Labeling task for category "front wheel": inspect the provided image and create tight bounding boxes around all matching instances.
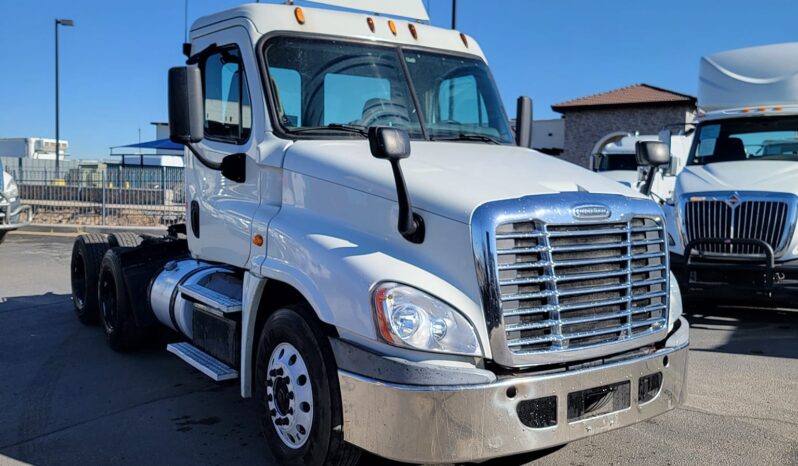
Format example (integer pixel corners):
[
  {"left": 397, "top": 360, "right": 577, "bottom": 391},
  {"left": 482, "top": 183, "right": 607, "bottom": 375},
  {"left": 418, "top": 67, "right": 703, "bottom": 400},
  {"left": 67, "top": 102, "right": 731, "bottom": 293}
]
[{"left": 255, "top": 306, "right": 360, "bottom": 466}]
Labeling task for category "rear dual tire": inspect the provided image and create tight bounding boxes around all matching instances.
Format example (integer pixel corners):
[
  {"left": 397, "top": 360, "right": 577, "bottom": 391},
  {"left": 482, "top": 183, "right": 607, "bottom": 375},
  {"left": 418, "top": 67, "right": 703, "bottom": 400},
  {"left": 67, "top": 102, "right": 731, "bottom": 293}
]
[{"left": 70, "top": 232, "right": 143, "bottom": 325}]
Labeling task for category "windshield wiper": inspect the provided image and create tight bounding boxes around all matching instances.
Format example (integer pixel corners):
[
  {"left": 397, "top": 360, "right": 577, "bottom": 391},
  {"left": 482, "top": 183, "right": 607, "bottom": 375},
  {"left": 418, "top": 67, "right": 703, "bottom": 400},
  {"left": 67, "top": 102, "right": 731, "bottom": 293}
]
[
  {"left": 286, "top": 123, "right": 369, "bottom": 137},
  {"left": 430, "top": 133, "right": 502, "bottom": 145}
]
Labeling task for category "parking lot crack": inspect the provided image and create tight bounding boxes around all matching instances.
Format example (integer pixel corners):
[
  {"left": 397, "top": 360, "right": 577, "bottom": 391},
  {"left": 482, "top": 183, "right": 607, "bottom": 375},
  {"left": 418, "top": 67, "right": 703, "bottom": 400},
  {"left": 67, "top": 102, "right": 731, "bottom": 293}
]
[{"left": 679, "top": 405, "right": 798, "bottom": 429}]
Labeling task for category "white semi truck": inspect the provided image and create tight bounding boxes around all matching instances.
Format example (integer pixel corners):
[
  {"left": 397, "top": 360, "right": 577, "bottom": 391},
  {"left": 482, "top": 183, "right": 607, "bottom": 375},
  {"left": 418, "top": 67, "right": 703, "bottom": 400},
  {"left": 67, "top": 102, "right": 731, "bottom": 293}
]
[
  {"left": 69, "top": 2, "right": 688, "bottom": 464},
  {"left": 0, "top": 159, "right": 31, "bottom": 243},
  {"left": 666, "top": 42, "right": 798, "bottom": 306}
]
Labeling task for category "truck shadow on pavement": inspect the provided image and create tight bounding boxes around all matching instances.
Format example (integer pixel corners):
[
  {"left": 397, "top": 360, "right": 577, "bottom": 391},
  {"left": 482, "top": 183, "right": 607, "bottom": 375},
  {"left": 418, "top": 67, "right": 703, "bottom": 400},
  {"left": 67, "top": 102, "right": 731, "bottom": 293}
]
[{"left": 683, "top": 303, "right": 797, "bottom": 359}]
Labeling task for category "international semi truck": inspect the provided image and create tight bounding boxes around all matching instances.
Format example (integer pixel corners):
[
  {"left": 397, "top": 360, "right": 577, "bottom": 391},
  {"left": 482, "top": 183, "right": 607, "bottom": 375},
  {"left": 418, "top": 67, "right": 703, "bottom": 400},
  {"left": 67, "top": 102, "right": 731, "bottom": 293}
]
[
  {"left": 69, "top": 2, "right": 688, "bottom": 464},
  {"left": 665, "top": 42, "right": 798, "bottom": 306}
]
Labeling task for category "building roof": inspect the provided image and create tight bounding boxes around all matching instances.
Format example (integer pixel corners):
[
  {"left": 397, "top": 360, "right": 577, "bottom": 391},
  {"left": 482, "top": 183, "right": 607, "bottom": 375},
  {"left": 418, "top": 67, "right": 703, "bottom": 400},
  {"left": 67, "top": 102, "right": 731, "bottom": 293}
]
[{"left": 552, "top": 84, "right": 696, "bottom": 112}]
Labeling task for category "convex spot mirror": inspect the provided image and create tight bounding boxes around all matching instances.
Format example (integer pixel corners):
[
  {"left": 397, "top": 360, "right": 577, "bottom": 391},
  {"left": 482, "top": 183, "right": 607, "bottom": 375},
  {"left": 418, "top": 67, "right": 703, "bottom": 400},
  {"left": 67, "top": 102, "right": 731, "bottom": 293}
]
[
  {"left": 369, "top": 127, "right": 410, "bottom": 161},
  {"left": 635, "top": 141, "right": 671, "bottom": 167}
]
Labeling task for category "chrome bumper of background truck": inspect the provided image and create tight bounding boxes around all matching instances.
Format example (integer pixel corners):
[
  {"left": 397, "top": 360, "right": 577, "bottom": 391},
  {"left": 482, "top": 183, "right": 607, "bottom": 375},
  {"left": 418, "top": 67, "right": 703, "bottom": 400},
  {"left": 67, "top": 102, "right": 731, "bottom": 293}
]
[
  {"left": 0, "top": 195, "right": 32, "bottom": 231},
  {"left": 338, "top": 317, "right": 688, "bottom": 464}
]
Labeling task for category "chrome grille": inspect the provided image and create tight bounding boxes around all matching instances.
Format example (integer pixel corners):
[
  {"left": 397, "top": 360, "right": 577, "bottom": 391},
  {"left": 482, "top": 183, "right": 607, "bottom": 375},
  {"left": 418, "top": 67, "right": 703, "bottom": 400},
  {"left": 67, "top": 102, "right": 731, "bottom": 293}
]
[
  {"left": 683, "top": 196, "right": 791, "bottom": 255},
  {"left": 495, "top": 217, "right": 668, "bottom": 356}
]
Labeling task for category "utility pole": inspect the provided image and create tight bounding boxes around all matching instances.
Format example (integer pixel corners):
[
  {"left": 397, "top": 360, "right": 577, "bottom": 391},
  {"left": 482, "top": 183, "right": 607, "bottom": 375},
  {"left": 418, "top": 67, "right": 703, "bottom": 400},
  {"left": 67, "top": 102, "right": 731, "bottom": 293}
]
[{"left": 55, "top": 18, "right": 74, "bottom": 178}]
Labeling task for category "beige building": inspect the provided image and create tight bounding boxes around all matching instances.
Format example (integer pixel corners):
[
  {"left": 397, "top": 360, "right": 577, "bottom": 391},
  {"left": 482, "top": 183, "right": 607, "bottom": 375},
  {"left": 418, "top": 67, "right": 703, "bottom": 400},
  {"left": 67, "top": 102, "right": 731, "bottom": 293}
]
[{"left": 552, "top": 84, "right": 696, "bottom": 167}]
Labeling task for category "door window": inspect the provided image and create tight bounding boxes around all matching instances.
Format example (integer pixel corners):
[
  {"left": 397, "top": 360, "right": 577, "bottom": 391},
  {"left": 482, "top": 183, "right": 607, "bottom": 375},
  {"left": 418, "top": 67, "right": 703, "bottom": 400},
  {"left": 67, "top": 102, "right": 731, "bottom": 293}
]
[{"left": 201, "top": 46, "right": 252, "bottom": 143}]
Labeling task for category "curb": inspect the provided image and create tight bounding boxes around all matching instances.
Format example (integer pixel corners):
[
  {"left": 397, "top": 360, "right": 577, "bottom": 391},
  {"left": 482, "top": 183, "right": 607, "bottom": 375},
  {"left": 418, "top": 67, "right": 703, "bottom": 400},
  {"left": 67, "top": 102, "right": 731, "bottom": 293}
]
[{"left": 18, "top": 223, "right": 167, "bottom": 237}]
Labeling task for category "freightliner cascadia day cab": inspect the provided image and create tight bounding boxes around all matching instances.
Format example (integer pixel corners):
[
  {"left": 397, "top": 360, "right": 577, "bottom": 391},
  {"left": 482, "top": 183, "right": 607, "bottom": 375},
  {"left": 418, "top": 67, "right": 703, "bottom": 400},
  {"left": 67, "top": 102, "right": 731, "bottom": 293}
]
[
  {"left": 69, "top": 2, "right": 688, "bottom": 464},
  {"left": 666, "top": 42, "right": 798, "bottom": 306}
]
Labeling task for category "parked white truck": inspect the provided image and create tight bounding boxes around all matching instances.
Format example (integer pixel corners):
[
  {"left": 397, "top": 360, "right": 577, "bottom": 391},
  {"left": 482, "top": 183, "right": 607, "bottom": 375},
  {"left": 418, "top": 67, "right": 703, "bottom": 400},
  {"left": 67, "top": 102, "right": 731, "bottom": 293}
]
[
  {"left": 0, "top": 159, "right": 31, "bottom": 243},
  {"left": 666, "top": 42, "right": 798, "bottom": 306},
  {"left": 69, "top": 2, "right": 688, "bottom": 464}
]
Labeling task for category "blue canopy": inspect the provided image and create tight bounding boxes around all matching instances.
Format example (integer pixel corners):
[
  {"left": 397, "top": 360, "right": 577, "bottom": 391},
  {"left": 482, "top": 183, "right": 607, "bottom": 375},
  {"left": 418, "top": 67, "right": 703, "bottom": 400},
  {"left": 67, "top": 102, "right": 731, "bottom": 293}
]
[{"left": 111, "top": 138, "right": 183, "bottom": 151}]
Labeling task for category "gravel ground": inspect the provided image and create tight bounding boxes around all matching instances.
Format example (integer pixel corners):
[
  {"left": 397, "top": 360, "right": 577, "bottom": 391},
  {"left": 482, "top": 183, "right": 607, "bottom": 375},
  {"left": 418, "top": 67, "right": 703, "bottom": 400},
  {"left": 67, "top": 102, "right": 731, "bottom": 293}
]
[{"left": 0, "top": 233, "right": 796, "bottom": 466}]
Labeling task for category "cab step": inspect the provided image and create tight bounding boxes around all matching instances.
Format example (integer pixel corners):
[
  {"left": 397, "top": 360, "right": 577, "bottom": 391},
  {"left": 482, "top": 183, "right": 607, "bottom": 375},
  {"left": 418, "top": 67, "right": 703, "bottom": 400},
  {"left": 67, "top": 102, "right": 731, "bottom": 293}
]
[
  {"left": 179, "top": 282, "right": 242, "bottom": 313},
  {"left": 166, "top": 342, "right": 239, "bottom": 381}
]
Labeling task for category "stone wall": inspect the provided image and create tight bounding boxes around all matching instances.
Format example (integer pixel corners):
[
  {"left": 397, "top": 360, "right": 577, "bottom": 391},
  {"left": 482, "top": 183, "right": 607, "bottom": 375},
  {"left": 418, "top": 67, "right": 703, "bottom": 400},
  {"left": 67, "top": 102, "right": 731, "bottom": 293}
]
[{"left": 558, "top": 105, "right": 694, "bottom": 167}]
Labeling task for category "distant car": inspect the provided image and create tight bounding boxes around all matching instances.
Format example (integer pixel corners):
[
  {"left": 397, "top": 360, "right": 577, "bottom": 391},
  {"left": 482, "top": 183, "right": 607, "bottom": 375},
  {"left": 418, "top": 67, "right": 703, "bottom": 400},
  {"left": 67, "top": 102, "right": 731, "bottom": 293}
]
[{"left": 0, "top": 163, "right": 31, "bottom": 243}]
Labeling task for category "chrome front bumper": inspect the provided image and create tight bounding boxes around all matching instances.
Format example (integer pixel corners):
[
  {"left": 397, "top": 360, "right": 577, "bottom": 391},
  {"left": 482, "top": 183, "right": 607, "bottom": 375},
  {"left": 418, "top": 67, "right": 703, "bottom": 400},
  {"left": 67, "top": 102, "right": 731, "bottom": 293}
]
[
  {"left": 338, "top": 318, "right": 689, "bottom": 464},
  {"left": 0, "top": 195, "right": 32, "bottom": 231}
]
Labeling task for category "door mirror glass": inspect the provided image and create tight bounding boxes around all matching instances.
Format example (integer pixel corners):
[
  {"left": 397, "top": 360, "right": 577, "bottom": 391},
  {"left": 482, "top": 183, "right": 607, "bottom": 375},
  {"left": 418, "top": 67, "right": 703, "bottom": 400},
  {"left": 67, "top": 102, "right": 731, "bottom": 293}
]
[
  {"left": 168, "top": 66, "right": 204, "bottom": 145},
  {"left": 369, "top": 127, "right": 410, "bottom": 161},
  {"left": 636, "top": 141, "right": 671, "bottom": 167}
]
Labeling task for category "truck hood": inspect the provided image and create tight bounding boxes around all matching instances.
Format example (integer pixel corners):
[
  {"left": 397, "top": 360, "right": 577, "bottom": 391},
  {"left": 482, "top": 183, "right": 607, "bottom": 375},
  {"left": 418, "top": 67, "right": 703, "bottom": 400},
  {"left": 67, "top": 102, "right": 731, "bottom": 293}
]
[
  {"left": 677, "top": 161, "right": 798, "bottom": 195},
  {"left": 283, "top": 140, "right": 645, "bottom": 224}
]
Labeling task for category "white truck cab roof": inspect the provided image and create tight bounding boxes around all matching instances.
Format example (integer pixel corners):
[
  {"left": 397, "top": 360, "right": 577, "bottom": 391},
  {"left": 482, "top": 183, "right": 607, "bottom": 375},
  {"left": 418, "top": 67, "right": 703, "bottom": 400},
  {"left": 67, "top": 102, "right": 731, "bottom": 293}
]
[{"left": 190, "top": 3, "right": 484, "bottom": 60}]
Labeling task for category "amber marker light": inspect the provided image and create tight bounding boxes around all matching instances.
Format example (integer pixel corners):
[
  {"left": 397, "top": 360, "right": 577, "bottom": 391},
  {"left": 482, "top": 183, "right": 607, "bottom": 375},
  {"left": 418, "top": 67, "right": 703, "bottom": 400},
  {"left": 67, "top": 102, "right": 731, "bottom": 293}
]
[
  {"left": 460, "top": 32, "right": 468, "bottom": 47},
  {"left": 388, "top": 20, "right": 397, "bottom": 35},
  {"left": 367, "top": 17, "right": 375, "bottom": 32},
  {"left": 294, "top": 7, "right": 305, "bottom": 25},
  {"left": 253, "top": 234, "right": 264, "bottom": 247},
  {"left": 408, "top": 23, "right": 418, "bottom": 39}
]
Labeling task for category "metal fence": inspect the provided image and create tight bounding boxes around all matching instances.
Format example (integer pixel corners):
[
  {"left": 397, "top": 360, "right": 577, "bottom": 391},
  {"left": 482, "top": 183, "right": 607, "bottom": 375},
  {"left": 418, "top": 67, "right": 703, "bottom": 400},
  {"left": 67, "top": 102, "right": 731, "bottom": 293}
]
[{"left": 7, "top": 162, "right": 186, "bottom": 227}]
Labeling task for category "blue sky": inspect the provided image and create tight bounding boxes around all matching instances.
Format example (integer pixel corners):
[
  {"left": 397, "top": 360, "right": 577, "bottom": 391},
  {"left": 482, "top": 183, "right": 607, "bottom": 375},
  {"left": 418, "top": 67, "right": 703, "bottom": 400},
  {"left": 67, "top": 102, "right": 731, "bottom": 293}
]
[{"left": 1, "top": 0, "right": 796, "bottom": 159}]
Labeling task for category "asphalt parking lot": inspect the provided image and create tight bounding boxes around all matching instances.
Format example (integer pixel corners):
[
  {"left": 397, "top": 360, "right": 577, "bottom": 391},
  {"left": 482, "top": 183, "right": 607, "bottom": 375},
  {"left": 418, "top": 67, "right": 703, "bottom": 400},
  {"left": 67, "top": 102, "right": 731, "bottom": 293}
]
[{"left": 1, "top": 233, "right": 796, "bottom": 466}]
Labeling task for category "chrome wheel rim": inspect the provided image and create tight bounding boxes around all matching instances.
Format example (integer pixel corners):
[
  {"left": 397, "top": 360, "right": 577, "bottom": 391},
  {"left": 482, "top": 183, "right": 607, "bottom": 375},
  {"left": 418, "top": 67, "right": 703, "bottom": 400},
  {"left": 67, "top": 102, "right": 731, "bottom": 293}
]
[{"left": 266, "top": 342, "right": 313, "bottom": 449}]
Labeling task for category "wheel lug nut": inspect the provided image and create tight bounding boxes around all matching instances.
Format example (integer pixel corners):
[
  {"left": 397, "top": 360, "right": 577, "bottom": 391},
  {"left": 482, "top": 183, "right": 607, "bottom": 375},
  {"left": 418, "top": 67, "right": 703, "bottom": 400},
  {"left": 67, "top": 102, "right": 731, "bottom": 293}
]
[
  {"left": 269, "top": 369, "right": 276, "bottom": 377},
  {"left": 266, "top": 379, "right": 273, "bottom": 387},
  {"left": 267, "top": 394, "right": 273, "bottom": 402},
  {"left": 288, "top": 408, "right": 294, "bottom": 415},
  {"left": 275, "top": 368, "right": 283, "bottom": 376},
  {"left": 270, "top": 409, "right": 276, "bottom": 417},
  {"left": 287, "top": 392, "right": 294, "bottom": 400}
]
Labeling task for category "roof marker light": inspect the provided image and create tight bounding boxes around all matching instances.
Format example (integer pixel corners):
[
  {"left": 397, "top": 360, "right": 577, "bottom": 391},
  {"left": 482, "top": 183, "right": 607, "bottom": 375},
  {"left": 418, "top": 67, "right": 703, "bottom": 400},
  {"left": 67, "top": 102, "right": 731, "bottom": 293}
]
[
  {"left": 757, "top": 107, "right": 767, "bottom": 112},
  {"left": 408, "top": 23, "right": 418, "bottom": 39},
  {"left": 367, "top": 17, "right": 375, "bottom": 32},
  {"left": 388, "top": 20, "right": 397, "bottom": 35},
  {"left": 774, "top": 106, "right": 784, "bottom": 111},
  {"left": 294, "top": 7, "right": 305, "bottom": 25},
  {"left": 459, "top": 32, "right": 468, "bottom": 47},
  {"left": 741, "top": 108, "right": 751, "bottom": 113}
]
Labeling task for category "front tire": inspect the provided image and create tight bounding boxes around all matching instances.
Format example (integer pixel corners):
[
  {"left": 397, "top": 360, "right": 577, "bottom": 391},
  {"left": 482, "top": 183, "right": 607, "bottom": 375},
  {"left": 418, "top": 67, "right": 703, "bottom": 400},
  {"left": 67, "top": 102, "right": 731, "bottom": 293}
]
[{"left": 255, "top": 306, "right": 360, "bottom": 466}]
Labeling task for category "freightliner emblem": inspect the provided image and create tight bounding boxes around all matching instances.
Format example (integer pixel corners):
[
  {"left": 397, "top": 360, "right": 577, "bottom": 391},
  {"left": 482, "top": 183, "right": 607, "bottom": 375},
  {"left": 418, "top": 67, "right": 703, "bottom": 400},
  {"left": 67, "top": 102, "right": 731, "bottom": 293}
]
[{"left": 572, "top": 204, "right": 611, "bottom": 220}]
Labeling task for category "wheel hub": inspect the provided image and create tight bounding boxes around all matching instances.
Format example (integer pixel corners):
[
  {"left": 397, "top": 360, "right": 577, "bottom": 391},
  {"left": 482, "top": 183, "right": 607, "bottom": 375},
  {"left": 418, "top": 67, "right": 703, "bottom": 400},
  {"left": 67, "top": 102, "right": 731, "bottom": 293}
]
[{"left": 266, "top": 342, "right": 313, "bottom": 449}]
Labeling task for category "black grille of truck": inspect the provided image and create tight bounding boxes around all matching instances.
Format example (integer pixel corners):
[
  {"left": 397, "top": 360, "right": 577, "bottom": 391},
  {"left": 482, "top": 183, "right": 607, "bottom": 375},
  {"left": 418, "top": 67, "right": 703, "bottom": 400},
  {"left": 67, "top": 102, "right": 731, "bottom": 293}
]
[
  {"left": 683, "top": 199, "right": 790, "bottom": 255},
  {"left": 495, "top": 218, "right": 668, "bottom": 356}
]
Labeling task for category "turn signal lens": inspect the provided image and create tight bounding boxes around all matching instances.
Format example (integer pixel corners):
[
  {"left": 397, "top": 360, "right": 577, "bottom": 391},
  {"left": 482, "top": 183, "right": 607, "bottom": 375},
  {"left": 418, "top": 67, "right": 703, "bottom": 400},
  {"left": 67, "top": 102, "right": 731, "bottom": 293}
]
[
  {"left": 252, "top": 234, "right": 264, "bottom": 247},
  {"left": 388, "top": 20, "right": 397, "bottom": 35}
]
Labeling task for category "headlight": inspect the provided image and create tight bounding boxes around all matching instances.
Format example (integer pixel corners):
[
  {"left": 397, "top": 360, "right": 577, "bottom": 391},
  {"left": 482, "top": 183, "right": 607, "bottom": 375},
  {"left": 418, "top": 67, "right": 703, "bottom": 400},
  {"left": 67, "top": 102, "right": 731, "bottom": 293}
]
[
  {"left": 5, "top": 178, "right": 18, "bottom": 201},
  {"left": 372, "top": 282, "right": 482, "bottom": 357},
  {"left": 668, "top": 271, "right": 683, "bottom": 332}
]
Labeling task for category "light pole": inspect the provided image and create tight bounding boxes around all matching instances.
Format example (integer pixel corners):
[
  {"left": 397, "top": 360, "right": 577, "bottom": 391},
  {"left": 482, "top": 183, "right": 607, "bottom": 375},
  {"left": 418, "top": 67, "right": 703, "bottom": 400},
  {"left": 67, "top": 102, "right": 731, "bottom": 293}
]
[
  {"left": 55, "top": 18, "right": 74, "bottom": 178},
  {"left": 451, "top": 0, "right": 457, "bottom": 29}
]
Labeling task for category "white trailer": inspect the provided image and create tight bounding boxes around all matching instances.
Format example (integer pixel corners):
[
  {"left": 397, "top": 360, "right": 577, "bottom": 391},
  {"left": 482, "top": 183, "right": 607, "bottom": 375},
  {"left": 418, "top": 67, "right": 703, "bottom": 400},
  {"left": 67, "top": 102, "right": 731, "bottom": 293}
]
[
  {"left": 665, "top": 42, "right": 798, "bottom": 306},
  {"left": 68, "top": 2, "right": 688, "bottom": 464},
  {"left": 0, "top": 137, "right": 68, "bottom": 160}
]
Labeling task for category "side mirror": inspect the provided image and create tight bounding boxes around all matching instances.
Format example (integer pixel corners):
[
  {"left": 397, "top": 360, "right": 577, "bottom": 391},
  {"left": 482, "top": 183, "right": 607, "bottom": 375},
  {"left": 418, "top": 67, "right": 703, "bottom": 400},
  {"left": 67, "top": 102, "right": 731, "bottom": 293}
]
[
  {"left": 368, "top": 127, "right": 424, "bottom": 243},
  {"left": 515, "top": 96, "right": 533, "bottom": 148},
  {"left": 168, "top": 66, "right": 204, "bottom": 145},
  {"left": 369, "top": 127, "right": 410, "bottom": 161},
  {"left": 635, "top": 141, "right": 671, "bottom": 167},
  {"left": 635, "top": 141, "right": 671, "bottom": 198}
]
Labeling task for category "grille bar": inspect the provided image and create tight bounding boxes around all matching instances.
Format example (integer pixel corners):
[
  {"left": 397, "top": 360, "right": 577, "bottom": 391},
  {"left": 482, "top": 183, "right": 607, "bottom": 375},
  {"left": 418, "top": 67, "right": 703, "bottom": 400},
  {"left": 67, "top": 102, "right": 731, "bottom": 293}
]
[{"left": 496, "top": 217, "right": 668, "bottom": 357}]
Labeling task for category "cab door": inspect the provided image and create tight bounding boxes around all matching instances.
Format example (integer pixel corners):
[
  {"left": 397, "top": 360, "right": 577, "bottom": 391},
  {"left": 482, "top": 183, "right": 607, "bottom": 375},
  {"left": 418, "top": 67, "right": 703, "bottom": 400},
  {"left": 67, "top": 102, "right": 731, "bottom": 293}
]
[{"left": 186, "top": 27, "right": 263, "bottom": 267}]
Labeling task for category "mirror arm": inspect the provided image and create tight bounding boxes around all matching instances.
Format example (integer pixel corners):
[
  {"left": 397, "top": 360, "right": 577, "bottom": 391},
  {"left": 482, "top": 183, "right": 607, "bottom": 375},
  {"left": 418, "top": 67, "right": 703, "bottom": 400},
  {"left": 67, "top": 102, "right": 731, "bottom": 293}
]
[
  {"left": 185, "top": 142, "right": 222, "bottom": 171},
  {"left": 389, "top": 159, "right": 424, "bottom": 244},
  {"left": 640, "top": 166, "right": 657, "bottom": 196}
]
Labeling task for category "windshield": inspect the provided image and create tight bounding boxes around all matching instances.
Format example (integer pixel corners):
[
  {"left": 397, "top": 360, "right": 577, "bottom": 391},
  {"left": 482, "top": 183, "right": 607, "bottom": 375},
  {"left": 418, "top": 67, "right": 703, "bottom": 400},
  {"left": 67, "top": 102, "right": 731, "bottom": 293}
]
[
  {"left": 598, "top": 153, "right": 638, "bottom": 171},
  {"left": 689, "top": 116, "right": 798, "bottom": 165},
  {"left": 262, "top": 36, "right": 513, "bottom": 144}
]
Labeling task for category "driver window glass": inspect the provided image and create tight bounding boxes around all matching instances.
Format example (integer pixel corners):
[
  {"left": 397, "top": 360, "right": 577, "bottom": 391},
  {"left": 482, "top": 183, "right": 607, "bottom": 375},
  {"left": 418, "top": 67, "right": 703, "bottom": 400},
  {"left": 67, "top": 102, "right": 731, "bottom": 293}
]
[
  {"left": 323, "top": 74, "right": 391, "bottom": 125},
  {"left": 201, "top": 46, "right": 252, "bottom": 143}
]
